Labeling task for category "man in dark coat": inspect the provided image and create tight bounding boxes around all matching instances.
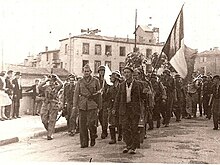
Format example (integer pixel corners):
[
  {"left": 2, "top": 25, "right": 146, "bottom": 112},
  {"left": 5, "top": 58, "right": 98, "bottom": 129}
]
[
  {"left": 113, "top": 66, "right": 143, "bottom": 154},
  {"left": 12, "top": 72, "right": 22, "bottom": 119},
  {"left": 5, "top": 70, "right": 14, "bottom": 118}
]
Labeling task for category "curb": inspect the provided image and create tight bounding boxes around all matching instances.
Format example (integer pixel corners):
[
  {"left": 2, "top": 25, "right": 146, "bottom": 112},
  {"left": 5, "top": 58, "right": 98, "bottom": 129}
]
[{"left": 0, "top": 125, "right": 67, "bottom": 147}]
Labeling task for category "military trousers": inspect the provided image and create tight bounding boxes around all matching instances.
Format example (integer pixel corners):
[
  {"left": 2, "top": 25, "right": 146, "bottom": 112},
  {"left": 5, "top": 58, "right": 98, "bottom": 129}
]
[
  {"left": 98, "top": 102, "right": 108, "bottom": 132},
  {"left": 122, "top": 103, "right": 140, "bottom": 150},
  {"left": 66, "top": 103, "right": 78, "bottom": 133},
  {"left": 40, "top": 101, "right": 59, "bottom": 137},
  {"left": 12, "top": 98, "right": 20, "bottom": 118},
  {"left": 203, "top": 95, "right": 211, "bottom": 118},
  {"left": 186, "top": 93, "right": 198, "bottom": 117},
  {"left": 162, "top": 92, "right": 174, "bottom": 125},
  {"left": 79, "top": 109, "right": 98, "bottom": 147},
  {"left": 212, "top": 98, "right": 220, "bottom": 129}
]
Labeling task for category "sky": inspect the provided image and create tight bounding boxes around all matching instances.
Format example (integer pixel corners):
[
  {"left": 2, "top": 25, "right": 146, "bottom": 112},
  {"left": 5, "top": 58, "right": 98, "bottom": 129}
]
[{"left": 0, "top": 0, "right": 220, "bottom": 64}]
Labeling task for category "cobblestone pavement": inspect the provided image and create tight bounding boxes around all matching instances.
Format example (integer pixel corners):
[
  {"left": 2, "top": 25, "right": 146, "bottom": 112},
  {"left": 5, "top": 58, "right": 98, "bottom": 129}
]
[{"left": 1, "top": 116, "right": 220, "bottom": 163}]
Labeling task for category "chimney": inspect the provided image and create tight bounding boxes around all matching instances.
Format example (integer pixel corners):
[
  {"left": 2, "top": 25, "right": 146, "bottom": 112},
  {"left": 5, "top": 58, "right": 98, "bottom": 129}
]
[
  {"left": 213, "top": 47, "right": 219, "bottom": 51},
  {"left": 127, "top": 35, "right": 129, "bottom": 42},
  {"left": 45, "top": 46, "right": 48, "bottom": 52}
]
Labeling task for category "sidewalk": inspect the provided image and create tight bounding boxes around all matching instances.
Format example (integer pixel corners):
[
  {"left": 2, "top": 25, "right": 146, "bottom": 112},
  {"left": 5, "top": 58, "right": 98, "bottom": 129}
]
[{"left": 0, "top": 114, "right": 67, "bottom": 146}]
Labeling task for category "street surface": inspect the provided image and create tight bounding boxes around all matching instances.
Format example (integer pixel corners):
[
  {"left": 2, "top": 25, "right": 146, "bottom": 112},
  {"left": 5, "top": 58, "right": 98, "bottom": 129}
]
[{"left": 1, "top": 116, "right": 220, "bottom": 163}]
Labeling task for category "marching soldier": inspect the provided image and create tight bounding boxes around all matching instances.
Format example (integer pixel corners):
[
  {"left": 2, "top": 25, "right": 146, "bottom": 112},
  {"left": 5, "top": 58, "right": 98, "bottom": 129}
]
[
  {"left": 63, "top": 74, "right": 77, "bottom": 136},
  {"left": 38, "top": 74, "right": 63, "bottom": 140},
  {"left": 97, "top": 65, "right": 110, "bottom": 139},
  {"left": 73, "top": 64, "right": 101, "bottom": 148},
  {"left": 209, "top": 75, "right": 220, "bottom": 130},
  {"left": 186, "top": 76, "right": 200, "bottom": 119},
  {"left": 133, "top": 68, "right": 154, "bottom": 147},
  {"left": 113, "top": 66, "right": 143, "bottom": 154},
  {"left": 173, "top": 74, "right": 185, "bottom": 122},
  {"left": 160, "top": 69, "right": 175, "bottom": 127},
  {"left": 150, "top": 73, "right": 167, "bottom": 129},
  {"left": 202, "top": 75, "right": 213, "bottom": 119},
  {"left": 107, "top": 71, "right": 122, "bottom": 144}
]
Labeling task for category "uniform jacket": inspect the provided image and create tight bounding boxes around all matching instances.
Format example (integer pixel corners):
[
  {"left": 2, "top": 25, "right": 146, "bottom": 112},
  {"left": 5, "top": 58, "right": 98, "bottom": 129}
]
[
  {"left": 63, "top": 82, "right": 75, "bottom": 104},
  {"left": 73, "top": 76, "right": 101, "bottom": 110},
  {"left": 12, "top": 78, "right": 22, "bottom": 100},
  {"left": 113, "top": 79, "right": 143, "bottom": 116}
]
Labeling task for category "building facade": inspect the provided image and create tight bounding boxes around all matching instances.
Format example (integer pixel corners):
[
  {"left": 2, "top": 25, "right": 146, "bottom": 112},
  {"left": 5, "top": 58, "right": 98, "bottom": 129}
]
[
  {"left": 194, "top": 47, "right": 220, "bottom": 75},
  {"left": 59, "top": 26, "right": 163, "bottom": 76}
]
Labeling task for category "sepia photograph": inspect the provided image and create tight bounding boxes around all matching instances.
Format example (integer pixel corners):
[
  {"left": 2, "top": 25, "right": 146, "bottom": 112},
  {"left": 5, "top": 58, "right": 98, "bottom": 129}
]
[{"left": 0, "top": 0, "right": 220, "bottom": 163}]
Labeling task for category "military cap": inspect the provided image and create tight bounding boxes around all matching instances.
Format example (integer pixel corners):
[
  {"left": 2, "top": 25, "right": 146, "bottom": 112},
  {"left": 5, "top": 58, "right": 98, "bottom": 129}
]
[
  {"left": 98, "top": 65, "right": 105, "bottom": 72},
  {"left": 68, "top": 74, "right": 75, "bottom": 79},
  {"left": 110, "top": 70, "right": 121, "bottom": 79},
  {"left": 83, "top": 64, "right": 92, "bottom": 71},
  {"left": 202, "top": 75, "right": 207, "bottom": 79},
  {"left": 213, "top": 75, "right": 220, "bottom": 80},
  {"left": 151, "top": 73, "right": 157, "bottom": 79},
  {"left": 123, "top": 66, "right": 134, "bottom": 72},
  {"left": 175, "top": 74, "right": 181, "bottom": 79},
  {"left": 133, "top": 68, "right": 141, "bottom": 74},
  {"left": 163, "top": 69, "right": 170, "bottom": 75},
  {"left": 15, "top": 72, "right": 21, "bottom": 76}
]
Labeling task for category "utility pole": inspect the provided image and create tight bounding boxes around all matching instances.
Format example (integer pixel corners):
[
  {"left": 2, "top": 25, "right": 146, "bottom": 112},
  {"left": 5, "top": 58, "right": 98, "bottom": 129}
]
[
  {"left": 134, "top": 9, "right": 137, "bottom": 52},
  {"left": 1, "top": 41, "right": 3, "bottom": 71},
  {"left": 69, "top": 33, "right": 72, "bottom": 73}
]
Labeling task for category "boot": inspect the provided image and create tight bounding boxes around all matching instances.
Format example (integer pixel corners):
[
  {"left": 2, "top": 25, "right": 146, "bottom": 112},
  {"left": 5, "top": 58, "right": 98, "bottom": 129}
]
[
  {"left": 148, "top": 121, "right": 154, "bottom": 130},
  {"left": 118, "top": 125, "right": 122, "bottom": 141},
  {"left": 101, "top": 129, "right": 108, "bottom": 139},
  {"left": 156, "top": 120, "right": 161, "bottom": 128},
  {"left": 109, "top": 127, "right": 116, "bottom": 144}
]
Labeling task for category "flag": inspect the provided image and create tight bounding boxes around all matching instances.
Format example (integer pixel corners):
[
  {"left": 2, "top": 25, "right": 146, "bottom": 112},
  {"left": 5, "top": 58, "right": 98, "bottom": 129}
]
[
  {"left": 162, "top": 5, "right": 187, "bottom": 78},
  {"left": 104, "top": 65, "right": 113, "bottom": 86}
]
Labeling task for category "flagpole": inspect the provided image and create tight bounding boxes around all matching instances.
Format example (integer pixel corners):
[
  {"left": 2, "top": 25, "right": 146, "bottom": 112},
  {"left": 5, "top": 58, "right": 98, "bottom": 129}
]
[{"left": 134, "top": 9, "right": 137, "bottom": 52}]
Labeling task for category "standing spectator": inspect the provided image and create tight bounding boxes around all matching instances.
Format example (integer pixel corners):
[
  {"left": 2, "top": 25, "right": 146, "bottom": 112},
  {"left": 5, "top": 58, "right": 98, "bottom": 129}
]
[
  {"left": 0, "top": 71, "right": 12, "bottom": 121},
  {"left": 209, "top": 75, "right": 220, "bottom": 130},
  {"left": 63, "top": 74, "right": 77, "bottom": 136},
  {"left": 25, "top": 79, "right": 40, "bottom": 116},
  {"left": 73, "top": 64, "right": 101, "bottom": 148},
  {"left": 38, "top": 74, "right": 63, "bottom": 140},
  {"left": 113, "top": 66, "right": 143, "bottom": 154},
  {"left": 5, "top": 70, "right": 14, "bottom": 119},
  {"left": 12, "top": 72, "right": 22, "bottom": 119}
]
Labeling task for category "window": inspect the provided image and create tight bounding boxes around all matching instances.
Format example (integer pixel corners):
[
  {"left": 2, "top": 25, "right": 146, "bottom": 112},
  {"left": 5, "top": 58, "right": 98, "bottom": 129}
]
[
  {"left": 119, "top": 62, "right": 125, "bottom": 74},
  {"left": 105, "top": 45, "right": 112, "bottom": 56},
  {"left": 95, "top": 44, "right": 101, "bottom": 55},
  {"left": 200, "top": 57, "right": 207, "bottom": 63},
  {"left": 105, "top": 61, "right": 111, "bottom": 70},
  {"left": 119, "top": 46, "right": 126, "bottom": 56},
  {"left": 82, "top": 43, "right": 89, "bottom": 54},
  {"left": 146, "top": 49, "right": 152, "bottom": 58},
  {"left": 94, "top": 60, "right": 101, "bottom": 73},
  {"left": 60, "top": 62, "right": 63, "bottom": 68},
  {"left": 65, "top": 44, "right": 68, "bottom": 54}
]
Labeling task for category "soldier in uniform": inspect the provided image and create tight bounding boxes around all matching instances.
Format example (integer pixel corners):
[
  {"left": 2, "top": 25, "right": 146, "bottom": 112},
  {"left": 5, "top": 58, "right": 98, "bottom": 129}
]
[
  {"left": 160, "top": 69, "right": 174, "bottom": 127},
  {"left": 133, "top": 68, "right": 154, "bottom": 147},
  {"left": 150, "top": 73, "right": 167, "bottom": 129},
  {"left": 73, "top": 64, "right": 101, "bottom": 148},
  {"left": 107, "top": 71, "right": 122, "bottom": 144},
  {"left": 173, "top": 74, "right": 185, "bottom": 122},
  {"left": 38, "top": 74, "right": 63, "bottom": 140},
  {"left": 63, "top": 74, "right": 77, "bottom": 136},
  {"left": 202, "top": 75, "right": 213, "bottom": 119},
  {"left": 97, "top": 65, "right": 110, "bottom": 139},
  {"left": 113, "top": 66, "right": 143, "bottom": 154},
  {"left": 209, "top": 75, "right": 220, "bottom": 130},
  {"left": 186, "top": 76, "right": 199, "bottom": 119}
]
